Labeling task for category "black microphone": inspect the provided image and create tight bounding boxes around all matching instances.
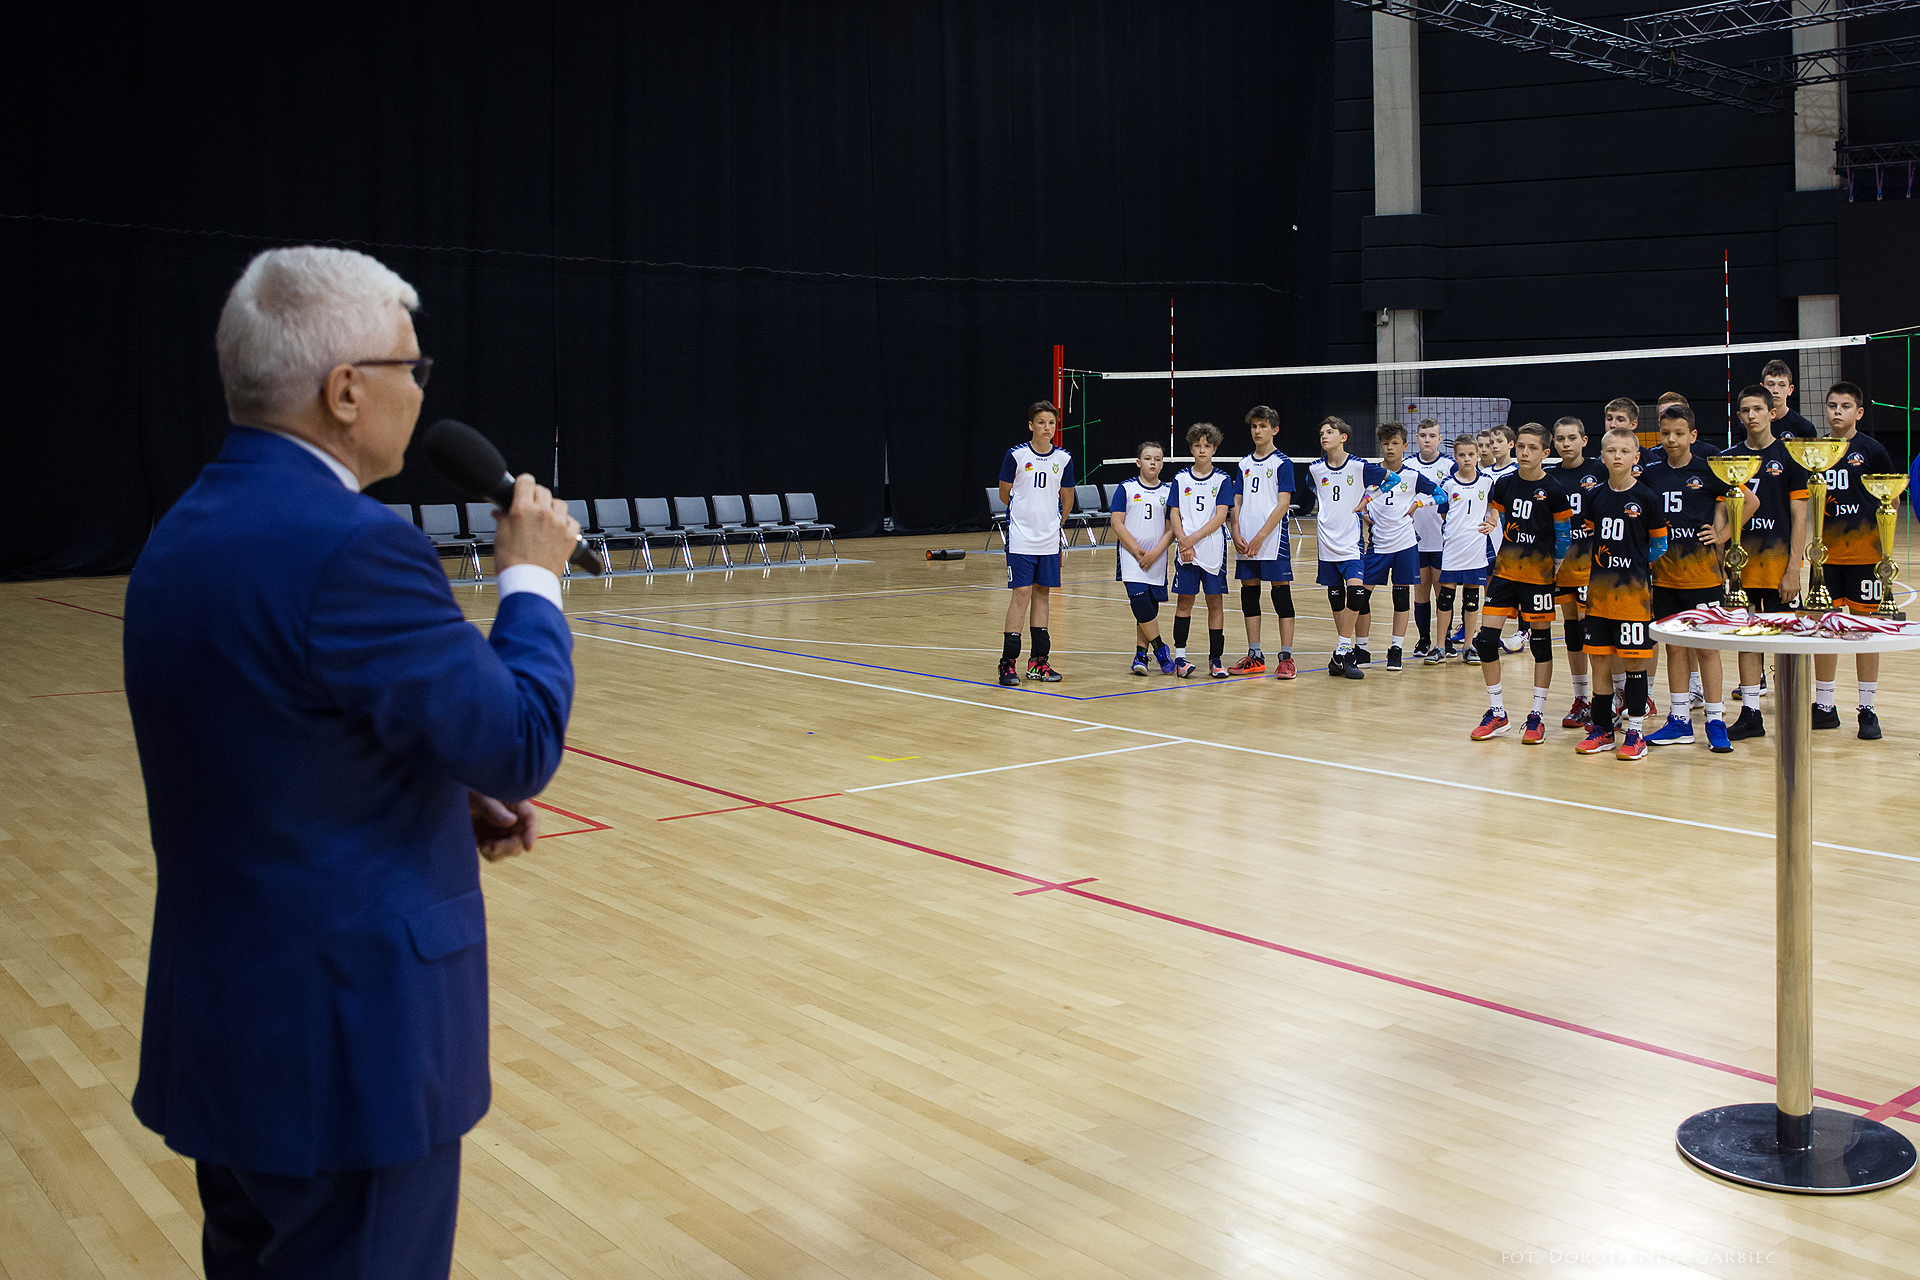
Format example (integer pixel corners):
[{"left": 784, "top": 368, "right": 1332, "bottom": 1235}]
[{"left": 422, "top": 419, "right": 606, "bottom": 576}]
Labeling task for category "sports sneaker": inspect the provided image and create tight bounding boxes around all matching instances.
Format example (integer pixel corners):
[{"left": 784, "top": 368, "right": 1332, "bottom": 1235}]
[
  {"left": 1706, "top": 719, "right": 1733, "bottom": 753},
  {"left": 1353, "top": 646, "right": 1372, "bottom": 667},
  {"left": 1229, "top": 651, "right": 1266, "bottom": 675},
  {"left": 1502, "top": 629, "right": 1528, "bottom": 654},
  {"left": 1690, "top": 689, "right": 1705, "bottom": 711},
  {"left": 1130, "top": 652, "right": 1150, "bottom": 676},
  {"left": 1173, "top": 657, "right": 1197, "bottom": 679},
  {"left": 1470, "top": 710, "right": 1511, "bottom": 740},
  {"left": 1025, "top": 660, "right": 1063, "bottom": 682},
  {"left": 1575, "top": 727, "right": 1617, "bottom": 754},
  {"left": 1342, "top": 655, "right": 1365, "bottom": 680},
  {"left": 1811, "top": 704, "right": 1841, "bottom": 730},
  {"left": 1386, "top": 647, "right": 1404, "bottom": 672},
  {"left": 1726, "top": 707, "right": 1765, "bottom": 740},
  {"left": 1209, "top": 657, "right": 1229, "bottom": 679},
  {"left": 1423, "top": 647, "right": 1447, "bottom": 666},
  {"left": 1645, "top": 715, "right": 1695, "bottom": 746},
  {"left": 1521, "top": 712, "right": 1546, "bottom": 745},
  {"left": 1462, "top": 648, "right": 1483, "bottom": 666},
  {"left": 1561, "top": 697, "right": 1591, "bottom": 728},
  {"left": 1450, "top": 625, "right": 1466, "bottom": 645},
  {"left": 1859, "top": 708, "right": 1883, "bottom": 740},
  {"left": 1273, "top": 656, "right": 1296, "bottom": 680},
  {"left": 1615, "top": 729, "right": 1648, "bottom": 761},
  {"left": 1156, "top": 646, "right": 1176, "bottom": 675},
  {"left": 1327, "top": 652, "right": 1347, "bottom": 677},
  {"left": 998, "top": 660, "right": 1019, "bottom": 687},
  {"left": 1412, "top": 640, "right": 1431, "bottom": 658}
]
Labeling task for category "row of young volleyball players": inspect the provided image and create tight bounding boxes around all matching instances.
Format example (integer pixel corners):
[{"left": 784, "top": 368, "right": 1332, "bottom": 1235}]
[{"left": 993, "top": 378, "right": 1894, "bottom": 757}]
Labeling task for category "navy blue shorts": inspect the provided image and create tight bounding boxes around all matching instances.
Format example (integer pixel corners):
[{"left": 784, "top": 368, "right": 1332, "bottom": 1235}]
[
  {"left": 1006, "top": 552, "right": 1061, "bottom": 589},
  {"left": 1234, "top": 557, "right": 1294, "bottom": 583},
  {"left": 1418, "top": 550, "right": 1443, "bottom": 570},
  {"left": 1315, "top": 558, "right": 1364, "bottom": 588},
  {"left": 1124, "top": 581, "right": 1169, "bottom": 604},
  {"left": 1363, "top": 546, "right": 1420, "bottom": 586},
  {"left": 1173, "top": 563, "right": 1228, "bottom": 596},
  {"left": 1438, "top": 565, "right": 1488, "bottom": 586}
]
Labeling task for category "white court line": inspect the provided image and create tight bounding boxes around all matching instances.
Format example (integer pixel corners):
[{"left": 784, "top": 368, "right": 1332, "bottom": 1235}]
[
  {"left": 573, "top": 582, "right": 995, "bottom": 618},
  {"left": 845, "top": 741, "right": 1181, "bottom": 792},
  {"left": 575, "top": 629, "right": 1920, "bottom": 866}
]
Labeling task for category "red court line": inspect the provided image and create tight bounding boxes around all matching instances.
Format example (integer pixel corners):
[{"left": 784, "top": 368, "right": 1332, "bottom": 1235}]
[
  {"left": 1865, "top": 1082, "right": 1920, "bottom": 1122},
  {"left": 656, "top": 793, "right": 844, "bottom": 822},
  {"left": 1015, "top": 877, "right": 1098, "bottom": 896},
  {"left": 28, "top": 689, "right": 124, "bottom": 698},
  {"left": 564, "top": 743, "right": 1920, "bottom": 1125},
  {"left": 531, "top": 799, "right": 612, "bottom": 839},
  {"left": 36, "top": 598, "right": 124, "bottom": 621}
]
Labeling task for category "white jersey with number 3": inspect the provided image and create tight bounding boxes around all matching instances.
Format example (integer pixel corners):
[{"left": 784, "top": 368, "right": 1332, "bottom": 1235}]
[{"left": 1111, "top": 479, "right": 1171, "bottom": 586}]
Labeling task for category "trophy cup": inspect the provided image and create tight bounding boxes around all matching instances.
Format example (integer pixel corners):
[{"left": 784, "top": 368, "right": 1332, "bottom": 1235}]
[
  {"left": 1863, "top": 473, "right": 1911, "bottom": 619},
  {"left": 1784, "top": 437, "right": 1849, "bottom": 610},
  {"left": 1708, "top": 454, "right": 1762, "bottom": 610}
]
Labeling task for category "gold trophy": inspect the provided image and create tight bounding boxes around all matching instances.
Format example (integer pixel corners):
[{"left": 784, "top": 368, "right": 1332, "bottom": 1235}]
[
  {"left": 1709, "top": 453, "right": 1762, "bottom": 610},
  {"left": 1863, "top": 473, "right": 1911, "bottom": 619},
  {"left": 1784, "top": 437, "right": 1849, "bottom": 610}
]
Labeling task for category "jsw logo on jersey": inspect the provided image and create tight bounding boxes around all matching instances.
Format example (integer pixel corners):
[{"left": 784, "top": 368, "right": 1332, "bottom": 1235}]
[
  {"left": 1833, "top": 502, "right": 1865, "bottom": 516},
  {"left": 1600, "top": 553, "right": 1636, "bottom": 569},
  {"left": 1751, "top": 517, "right": 1779, "bottom": 531}
]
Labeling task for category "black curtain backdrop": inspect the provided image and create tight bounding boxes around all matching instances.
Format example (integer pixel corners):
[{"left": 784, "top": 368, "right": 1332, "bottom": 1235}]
[{"left": 2, "top": 2, "right": 1333, "bottom": 579}]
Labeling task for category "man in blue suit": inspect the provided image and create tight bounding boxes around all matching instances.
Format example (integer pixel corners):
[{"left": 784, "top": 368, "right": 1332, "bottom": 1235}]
[{"left": 124, "top": 246, "right": 580, "bottom": 1278}]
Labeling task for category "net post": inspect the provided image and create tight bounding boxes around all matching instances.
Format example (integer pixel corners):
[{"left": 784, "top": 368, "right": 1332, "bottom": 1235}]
[{"left": 1052, "top": 344, "right": 1065, "bottom": 448}]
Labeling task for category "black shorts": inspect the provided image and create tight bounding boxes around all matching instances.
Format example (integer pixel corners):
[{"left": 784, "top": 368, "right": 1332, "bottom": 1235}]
[
  {"left": 1552, "top": 582, "right": 1588, "bottom": 610},
  {"left": 1742, "top": 587, "right": 1785, "bottom": 613},
  {"left": 1483, "top": 575, "right": 1557, "bottom": 626},
  {"left": 1585, "top": 615, "right": 1656, "bottom": 658},
  {"left": 1650, "top": 583, "right": 1723, "bottom": 620},
  {"left": 1826, "top": 563, "right": 1885, "bottom": 613}
]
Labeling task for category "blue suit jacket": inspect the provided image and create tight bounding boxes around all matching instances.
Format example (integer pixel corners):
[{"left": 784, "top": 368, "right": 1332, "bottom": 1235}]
[{"left": 124, "top": 427, "right": 573, "bottom": 1176}]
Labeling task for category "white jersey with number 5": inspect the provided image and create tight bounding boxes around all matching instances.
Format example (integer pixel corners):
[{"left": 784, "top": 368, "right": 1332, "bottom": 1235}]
[
  {"left": 1171, "top": 467, "right": 1234, "bottom": 574},
  {"left": 997, "top": 443, "right": 1074, "bottom": 555},
  {"left": 1438, "top": 468, "right": 1494, "bottom": 571}
]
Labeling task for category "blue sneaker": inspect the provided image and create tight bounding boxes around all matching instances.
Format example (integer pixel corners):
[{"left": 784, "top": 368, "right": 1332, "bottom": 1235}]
[
  {"left": 1645, "top": 715, "right": 1695, "bottom": 746},
  {"left": 1156, "top": 645, "right": 1176, "bottom": 675},
  {"left": 1131, "top": 651, "right": 1150, "bottom": 676},
  {"left": 1705, "top": 718, "right": 1733, "bottom": 753}
]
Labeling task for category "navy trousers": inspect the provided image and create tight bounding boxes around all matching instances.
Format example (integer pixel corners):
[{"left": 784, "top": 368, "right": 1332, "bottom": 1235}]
[{"left": 196, "top": 1139, "right": 461, "bottom": 1279}]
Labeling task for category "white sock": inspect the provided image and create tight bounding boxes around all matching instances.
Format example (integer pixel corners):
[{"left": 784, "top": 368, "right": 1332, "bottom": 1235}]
[
  {"left": 1175, "top": 646, "right": 1187, "bottom": 659},
  {"left": 1572, "top": 674, "right": 1591, "bottom": 699},
  {"left": 1249, "top": 644, "right": 1262, "bottom": 657},
  {"left": 1336, "top": 638, "right": 1352, "bottom": 654},
  {"left": 1392, "top": 632, "right": 1406, "bottom": 649},
  {"left": 1741, "top": 684, "right": 1761, "bottom": 704},
  {"left": 1626, "top": 712, "right": 1644, "bottom": 734},
  {"left": 1533, "top": 686, "right": 1549, "bottom": 715},
  {"left": 1860, "top": 681, "right": 1878, "bottom": 710},
  {"left": 1689, "top": 672, "right": 1703, "bottom": 695},
  {"left": 1706, "top": 702, "right": 1726, "bottom": 724},
  {"left": 1487, "top": 681, "right": 1505, "bottom": 713},
  {"left": 1671, "top": 693, "right": 1691, "bottom": 720},
  {"left": 1814, "top": 679, "right": 1836, "bottom": 710},
  {"left": 1613, "top": 672, "right": 1627, "bottom": 694}
]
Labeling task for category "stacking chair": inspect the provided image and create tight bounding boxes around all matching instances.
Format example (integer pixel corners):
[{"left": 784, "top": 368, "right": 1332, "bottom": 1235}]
[
  {"left": 983, "top": 487, "right": 1009, "bottom": 549},
  {"left": 463, "top": 504, "right": 499, "bottom": 573},
  {"left": 381, "top": 503, "right": 415, "bottom": 526},
  {"left": 671, "top": 496, "right": 733, "bottom": 566},
  {"left": 593, "top": 498, "right": 647, "bottom": 571},
  {"left": 1072, "top": 484, "right": 1108, "bottom": 546},
  {"left": 419, "top": 504, "right": 480, "bottom": 581},
  {"left": 710, "top": 495, "right": 768, "bottom": 564},
  {"left": 559, "top": 499, "right": 608, "bottom": 575},
  {"left": 748, "top": 493, "right": 803, "bottom": 562},
  {"left": 632, "top": 498, "right": 690, "bottom": 571},
  {"left": 782, "top": 493, "right": 837, "bottom": 559}
]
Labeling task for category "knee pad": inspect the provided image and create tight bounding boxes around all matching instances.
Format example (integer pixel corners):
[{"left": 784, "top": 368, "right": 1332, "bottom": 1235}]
[
  {"left": 1129, "top": 592, "right": 1159, "bottom": 624},
  {"left": 1437, "top": 585, "right": 1457, "bottom": 613},
  {"left": 1531, "top": 629, "right": 1555, "bottom": 662},
  {"left": 1462, "top": 585, "right": 1481, "bottom": 612},
  {"left": 1391, "top": 584, "right": 1410, "bottom": 613},
  {"left": 1270, "top": 584, "right": 1295, "bottom": 619},
  {"left": 1328, "top": 585, "right": 1345, "bottom": 614},
  {"left": 1564, "top": 617, "right": 1584, "bottom": 654},
  {"left": 1474, "top": 627, "right": 1503, "bottom": 664},
  {"left": 1347, "top": 585, "right": 1370, "bottom": 615},
  {"left": 1241, "top": 583, "right": 1261, "bottom": 617}
]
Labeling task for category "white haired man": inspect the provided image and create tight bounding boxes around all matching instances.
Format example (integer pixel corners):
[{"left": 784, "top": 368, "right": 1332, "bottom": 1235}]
[{"left": 124, "top": 246, "right": 580, "bottom": 1278}]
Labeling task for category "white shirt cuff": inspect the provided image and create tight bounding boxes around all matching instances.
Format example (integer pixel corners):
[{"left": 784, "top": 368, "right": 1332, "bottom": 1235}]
[{"left": 497, "top": 564, "right": 564, "bottom": 613}]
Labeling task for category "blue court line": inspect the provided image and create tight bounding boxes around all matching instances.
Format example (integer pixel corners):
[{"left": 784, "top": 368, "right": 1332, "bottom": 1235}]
[{"left": 579, "top": 617, "right": 1333, "bottom": 697}]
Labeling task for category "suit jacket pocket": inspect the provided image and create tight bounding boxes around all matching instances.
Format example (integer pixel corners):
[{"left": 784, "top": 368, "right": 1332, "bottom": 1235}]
[{"left": 405, "top": 889, "right": 487, "bottom": 962}]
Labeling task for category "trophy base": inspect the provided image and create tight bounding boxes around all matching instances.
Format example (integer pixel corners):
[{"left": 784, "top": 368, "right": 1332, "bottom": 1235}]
[{"left": 1678, "top": 1104, "right": 1917, "bottom": 1193}]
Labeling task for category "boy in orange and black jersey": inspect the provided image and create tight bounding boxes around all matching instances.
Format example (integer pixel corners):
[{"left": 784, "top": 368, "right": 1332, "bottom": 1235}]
[
  {"left": 1641, "top": 404, "right": 1739, "bottom": 753},
  {"left": 1467, "top": 423, "right": 1572, "bottom": 745},
  {"left": 1811, "top": 381, "right": 1897, "bottom": 740},
  {"left": 1722, "top": 385, "right": 1810, "bottom": 742},
  {"left": 1577, "top": 427, "right": 1670, "bottom": 762},
  {"left": 1549, "top": 416, "right": 1607, "bottom": 726}
]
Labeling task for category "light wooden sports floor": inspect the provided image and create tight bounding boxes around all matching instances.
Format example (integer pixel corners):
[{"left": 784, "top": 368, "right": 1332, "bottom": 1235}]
[{"left": 6, "top": 529, "right": 1920, "bottom": 1279}]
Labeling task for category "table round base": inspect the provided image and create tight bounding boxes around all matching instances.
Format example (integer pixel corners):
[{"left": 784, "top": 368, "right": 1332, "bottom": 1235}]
[{"left": 1677, "top": 1104, "right": 1916, "bottom": 1193}]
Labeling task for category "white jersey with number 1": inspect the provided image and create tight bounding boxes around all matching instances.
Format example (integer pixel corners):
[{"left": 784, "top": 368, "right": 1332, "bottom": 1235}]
[{"left": 1438, "top": 468, "right": 1495, "bottom": 571}]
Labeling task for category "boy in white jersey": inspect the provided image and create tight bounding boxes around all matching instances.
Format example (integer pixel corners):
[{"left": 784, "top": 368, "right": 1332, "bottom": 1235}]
[
  {"left": 1427, "top": 435, "right": 1493, "bottom": 665},
  {"left": 1110, "top": 441, "right": 1176, "bottom": 676},
  {"left": 1357, "top": 422, "right": 1446, "bottom": 671},
  {"left": 1229, "top": 405, "right": 1298, "bottom": 680},
  {"left": 1308, "top": 416, "right": 1392, "bottom": 678},
  {"left": 1168, "top": 422, "right": 1236, "bottom": 678},
  {"left": 1407, "top": 418, "right": 1448, "bottom": 655},
  {"left": 994, "top": 400, "right": 1075, "bottom": 686}
]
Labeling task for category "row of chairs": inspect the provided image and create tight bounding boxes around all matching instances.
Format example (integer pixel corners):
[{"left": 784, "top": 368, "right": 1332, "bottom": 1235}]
[
  {"left": 983, "top": 484, "right": 1116, "bottom": 550},
  {"left": 384, "top": 494, "right": 836, "bottom": 579}
]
